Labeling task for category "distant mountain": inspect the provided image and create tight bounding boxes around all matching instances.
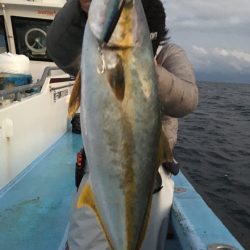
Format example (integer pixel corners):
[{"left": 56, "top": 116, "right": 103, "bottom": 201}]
[{"left": 195, "top": 71, "right": 250, "bottom": 84}]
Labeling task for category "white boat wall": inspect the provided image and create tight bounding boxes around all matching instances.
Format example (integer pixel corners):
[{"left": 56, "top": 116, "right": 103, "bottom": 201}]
[{"left": 0, "top": 0, "right": 74, "bottom": 191}]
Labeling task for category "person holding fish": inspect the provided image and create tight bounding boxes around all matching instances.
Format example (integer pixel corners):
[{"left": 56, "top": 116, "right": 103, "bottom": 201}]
[{"left": 47, "top": 0, "right": 198, "bottom": 249}]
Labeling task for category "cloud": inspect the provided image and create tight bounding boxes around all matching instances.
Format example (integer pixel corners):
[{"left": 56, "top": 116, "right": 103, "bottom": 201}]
[
  {"left": 191, "top": 46, "right": 250, "bottom": 74},
  {"left": 164, "top": 0, "right": 250, "bottom": 32},
  {"left": 192, "top": 46, "right": 207, "bottom": 55},
  {"left": 162, "top": 0, "right": 250, "bottom": 82},
  {"left": 213, "top": 48, "right": 250, "bottom": 64}
]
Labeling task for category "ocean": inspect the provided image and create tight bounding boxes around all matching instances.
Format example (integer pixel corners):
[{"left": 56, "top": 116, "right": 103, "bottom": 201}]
[{"left": 175, "top": 82, "right": 250, "bottom": 249}]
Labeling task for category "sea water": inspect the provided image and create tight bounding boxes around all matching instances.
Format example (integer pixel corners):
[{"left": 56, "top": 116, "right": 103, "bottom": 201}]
[{"left": 175, "top": 82, "right": 250, "bottom": 249}]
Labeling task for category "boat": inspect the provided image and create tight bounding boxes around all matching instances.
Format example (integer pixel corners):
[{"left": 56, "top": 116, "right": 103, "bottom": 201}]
[
  {"left": 0, "top": 1, "right": 245, "bottom": 249},
  {"left": 0, "top": 0, "right": 74, "bottom": 190}
]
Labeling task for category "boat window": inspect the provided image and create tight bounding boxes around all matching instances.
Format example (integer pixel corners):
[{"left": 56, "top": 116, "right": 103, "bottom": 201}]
[
  {"left": 0, "top": 16, "right": 8, "bottom": 53},
  {"left": 11, "top": 16, "right": 52, "bottom": 61}
]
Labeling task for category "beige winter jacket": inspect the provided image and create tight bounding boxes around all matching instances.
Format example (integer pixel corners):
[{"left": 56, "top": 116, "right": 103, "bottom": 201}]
[{"left": 156, "top": 43, "right": 198, "bottom": 150}]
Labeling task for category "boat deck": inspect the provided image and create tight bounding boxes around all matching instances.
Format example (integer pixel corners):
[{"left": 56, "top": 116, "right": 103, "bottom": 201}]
[
  {"left": 0, "top": 131, "right": 243, "bottom": 250},
  {"left": 0, "top": 132, "right": 83, "bottom": 250},
  {"left": 0, "top": 131, "right": 182, "bottom": 250}
]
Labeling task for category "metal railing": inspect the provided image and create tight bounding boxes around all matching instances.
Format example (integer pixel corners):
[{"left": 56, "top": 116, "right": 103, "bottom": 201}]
[
  {"left": 0, "top": 67, "right": 66, "bottom": 101},
  {"left": 50, "top": 83, "right": 74, "bottom": 92},
  {"left": 0, "top": 82, "right": 43, "bottom": 101}
]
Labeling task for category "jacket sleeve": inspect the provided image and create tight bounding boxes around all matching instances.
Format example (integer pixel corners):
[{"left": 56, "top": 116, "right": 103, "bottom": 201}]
[
  {"left": 46, "top": 0, "right": 87, "bottom": 76},
  {"left": 156, "top": 43, "right": 198, "bottom": 118}
]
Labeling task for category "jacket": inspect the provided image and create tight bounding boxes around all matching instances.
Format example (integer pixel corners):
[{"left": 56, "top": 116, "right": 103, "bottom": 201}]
[{"left": 46, "top": 0, "right": 198, "bottom": 151}]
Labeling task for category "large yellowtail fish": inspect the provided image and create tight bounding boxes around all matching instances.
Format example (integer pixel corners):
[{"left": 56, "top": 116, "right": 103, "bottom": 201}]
[{"left": 76, "top": 0, "right": 171, "bottom": 249}]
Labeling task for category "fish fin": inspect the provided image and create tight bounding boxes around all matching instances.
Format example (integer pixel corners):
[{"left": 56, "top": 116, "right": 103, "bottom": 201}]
[
  {"left": 68, "top": 72, "right": 81, "bottom": 118},
  {"left": 157, "top": 128, "right": 174, "bottom": 165},
  {"left": 106, "top": 53, "right": 125, "bottom": 101},
  {"left": 76, "top": 181, "right": 114, "bottom": 250},
  {"left": 135, "top": 194, "right": 153, "bottom": 250},
  {"left": 135, "top": 129, "right": 174, "bottom": 248},
  {"left": 76, "top": 180, "right": 95, "bottom": 209},
  {"left": 136, "top": 130, "right": 172, "bottom": 249}
]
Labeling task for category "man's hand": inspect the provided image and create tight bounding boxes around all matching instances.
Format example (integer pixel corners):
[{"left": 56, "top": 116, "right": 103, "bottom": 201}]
[{"left": 80, "top": 0, "right": 91, "bottom": 12}]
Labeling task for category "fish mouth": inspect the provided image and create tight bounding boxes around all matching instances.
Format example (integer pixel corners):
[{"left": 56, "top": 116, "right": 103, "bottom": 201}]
[
  {"left": 88, "top": 0, "right": 127, "bottom": 46},
  {"left": 100, "top": 0, "right": 127, "bottom": 45},
  {"left": 89, "top": 0, "right": 137, "bottom": 50}
]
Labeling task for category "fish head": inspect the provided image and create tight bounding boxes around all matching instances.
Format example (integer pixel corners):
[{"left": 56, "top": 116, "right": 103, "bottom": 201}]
[{"left": 88, "top": 0, "right": 145, "bottom": 49}]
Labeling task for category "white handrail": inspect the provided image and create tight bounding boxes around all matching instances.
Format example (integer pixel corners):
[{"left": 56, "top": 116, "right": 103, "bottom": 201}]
[{"left": 1, "top": 4, "right": 12, "bottom": 51}]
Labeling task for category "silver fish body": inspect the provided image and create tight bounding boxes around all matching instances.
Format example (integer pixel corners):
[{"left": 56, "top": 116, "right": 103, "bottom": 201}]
[{"left": 79, "top": 1, "right": 161, "bottom": 249}]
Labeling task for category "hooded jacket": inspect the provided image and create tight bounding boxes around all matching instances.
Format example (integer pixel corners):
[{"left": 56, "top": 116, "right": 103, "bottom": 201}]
[{"left": 46, "top": 0, "right": 198, "bottom": 151}]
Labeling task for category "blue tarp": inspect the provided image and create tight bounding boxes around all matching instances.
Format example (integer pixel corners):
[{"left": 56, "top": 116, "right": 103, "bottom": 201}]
[{"left": 1, "top": 74, "right": 32, "bottom": 86}]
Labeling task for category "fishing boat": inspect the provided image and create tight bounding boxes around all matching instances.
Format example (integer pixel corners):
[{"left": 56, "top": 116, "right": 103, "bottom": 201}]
[
  {"left": 0, "top": 1, "right": 244, "bottom": 249},
  {"left": 0, "top": 0, "right": 74, "bottom": 190}
]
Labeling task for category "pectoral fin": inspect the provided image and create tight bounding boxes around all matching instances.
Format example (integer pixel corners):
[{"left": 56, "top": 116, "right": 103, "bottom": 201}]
[
  {"left": 102, "top": 50, "right": 125, "bottom": 101},
  {"left": 107, "top": 63, "right": 125, "bottom": 101}
]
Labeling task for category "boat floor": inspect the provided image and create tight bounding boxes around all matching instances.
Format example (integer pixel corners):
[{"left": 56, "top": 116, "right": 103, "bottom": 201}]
[
  {"left": 0, "top": 132, "right": 83, "bottom": 250},
  {"left": 0, "top": 132, "right": 181, "bottom": 250}
]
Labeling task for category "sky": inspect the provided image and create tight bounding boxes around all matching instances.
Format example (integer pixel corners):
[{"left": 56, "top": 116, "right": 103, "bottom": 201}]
[{"left": 163, "top": 0, "right": 250, "bottom": 83}]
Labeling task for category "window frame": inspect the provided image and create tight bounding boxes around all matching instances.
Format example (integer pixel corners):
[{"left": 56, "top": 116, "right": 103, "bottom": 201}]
[
  {"left": 11, "top": 16, "right": 52, "bottom": 61},
  {"left": 0, "top": 15, "right": 9, "bottom": 52}
]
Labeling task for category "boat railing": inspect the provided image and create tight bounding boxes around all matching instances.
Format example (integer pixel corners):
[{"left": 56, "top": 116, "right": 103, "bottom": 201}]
[
  {"left": 0, "top": 66, "right": 69, "bottom": 101},
  {"left": 37, "top": 66, "right": 61, "bottom": 85},
  {"left": 0, "top": 82, "right": 43, "bottom": 101},
  {"left": 50, "top": 83, "right": 74, "bottom": 92}
]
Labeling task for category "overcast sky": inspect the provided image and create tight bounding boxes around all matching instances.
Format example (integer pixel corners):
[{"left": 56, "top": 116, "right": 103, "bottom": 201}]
[{"left": 163, "top": 0, "right": 250, "bottom": 83}]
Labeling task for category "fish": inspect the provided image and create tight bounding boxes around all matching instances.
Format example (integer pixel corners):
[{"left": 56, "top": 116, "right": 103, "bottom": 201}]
[{"left": 75, "top": 0, "right": 173, "bottom": 249}]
